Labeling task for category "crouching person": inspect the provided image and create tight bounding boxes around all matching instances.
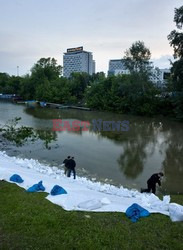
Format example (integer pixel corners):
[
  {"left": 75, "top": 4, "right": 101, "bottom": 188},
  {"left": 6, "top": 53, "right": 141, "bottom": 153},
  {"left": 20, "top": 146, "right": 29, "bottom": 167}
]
[
  {"left": 141, "top": 172, "right": 164, "bottom": 194},
  {"left": 63, "top": 156, "right": 70, "bottom": 175},
  {"left": 67, "top": 157, "right": 76, "bottom": 179}
]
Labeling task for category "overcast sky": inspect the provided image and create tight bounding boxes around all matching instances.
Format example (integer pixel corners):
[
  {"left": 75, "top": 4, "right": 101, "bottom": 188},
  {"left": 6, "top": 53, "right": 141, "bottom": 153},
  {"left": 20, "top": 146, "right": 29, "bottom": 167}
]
[{"left": 0, "top": 0, "right": 182, "bottom": 76}]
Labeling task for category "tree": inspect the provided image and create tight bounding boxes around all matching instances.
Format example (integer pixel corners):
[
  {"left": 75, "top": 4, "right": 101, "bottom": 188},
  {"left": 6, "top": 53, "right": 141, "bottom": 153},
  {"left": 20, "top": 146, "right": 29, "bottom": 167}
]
[
  {"left": 123, "top": 41, "right": 152, "bottom": 74},
  {"left": 90, "top": 72, "right": 106, "bottom": 83},
  {"left": 69, "top": 72, "right": 91, "bottom": 101},
  {"left": 19, "top": 75, "right": 36, "bottom": 100},
  {"left": 31, "top": 58, "right": 62, "bottom": 81},
  {"left": 168, "top": 5, "right": 183, "bottom": 91},
  {"left": 168, "top": 6, "right": 183, "bottom": 59},
  {"left": 123, "top": 41, "right": 155, "bottom": 97},
  {"left": 168, "top": 5, "right": 183, "bottom": 121},
  {"left": 0, "top": 73, "right": 10, "bottom": 93}
]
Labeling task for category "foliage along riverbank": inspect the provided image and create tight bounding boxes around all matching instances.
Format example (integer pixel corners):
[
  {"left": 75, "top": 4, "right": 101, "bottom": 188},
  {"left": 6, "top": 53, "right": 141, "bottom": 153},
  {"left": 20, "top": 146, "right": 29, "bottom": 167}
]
[
  {"left": 0, "top": 117, "right": 56, "bottom": 149},
  {"left": 0, "top": 180, "right": 183, "bottom": 250},
  {"left": 1, "top": 59, "right": 183, "bottom": 121}
]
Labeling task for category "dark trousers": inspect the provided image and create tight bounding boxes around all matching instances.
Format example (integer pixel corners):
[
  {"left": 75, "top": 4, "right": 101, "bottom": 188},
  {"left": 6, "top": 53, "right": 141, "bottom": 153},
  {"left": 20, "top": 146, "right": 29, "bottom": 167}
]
[
  {"left": 64, "top": 166, "right": 68, "bottom": 175},
  {"left": 141, "top": 182, "right": 156, "bottom": 194},
  {"left": 67, "top": 169, "right": 76, "bottom": 179}
]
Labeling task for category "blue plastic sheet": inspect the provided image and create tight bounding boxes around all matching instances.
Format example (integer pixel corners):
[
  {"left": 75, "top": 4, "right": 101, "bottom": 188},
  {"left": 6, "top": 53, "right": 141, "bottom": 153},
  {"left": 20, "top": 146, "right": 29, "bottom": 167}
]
[
  {"left": 50, "top": 185, "right": 67, "bottom": 196},
  {"left": 126, "top": 203, "right": 150, "bottom": 222},
  {"left": 10, "top": 174, "right": 24, "bottom": 183},
  {"left": 27, "top": 181, "right": 45, "bottom": 192}
]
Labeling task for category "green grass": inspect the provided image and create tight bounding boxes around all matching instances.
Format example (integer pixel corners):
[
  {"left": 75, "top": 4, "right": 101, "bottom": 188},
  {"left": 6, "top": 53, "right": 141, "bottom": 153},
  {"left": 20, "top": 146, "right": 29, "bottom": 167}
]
[{"left": 0, "top": 181, "right": 183, "bottom": 250}]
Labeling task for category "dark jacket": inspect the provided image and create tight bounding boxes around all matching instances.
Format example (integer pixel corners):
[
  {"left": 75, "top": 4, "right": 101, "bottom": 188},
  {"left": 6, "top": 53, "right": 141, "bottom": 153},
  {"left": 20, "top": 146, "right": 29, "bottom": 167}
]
[
  {"left": 147, "top": 173, "right": 161, "bottom": 186},
  {"left": 63, "top": 159, "right": 69, "bottom": 168},
  {"left": 67, "top": 159, "right": 76, "bottom": 170}
]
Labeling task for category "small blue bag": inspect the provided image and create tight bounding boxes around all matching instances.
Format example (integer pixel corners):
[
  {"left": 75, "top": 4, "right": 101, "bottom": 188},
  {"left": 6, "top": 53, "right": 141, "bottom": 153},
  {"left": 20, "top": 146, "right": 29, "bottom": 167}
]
[
  {"left": 27, "top": 181, "right": 45, "bottom": 192},
  {"left": 10, "top": 174, "right": 24, "bottom": 183},
  {"left": 126, "top": 203, "right": 150, "bottom": 222},
  {"left": 50, "top": 185, "right": 67, "bottom": 196}
]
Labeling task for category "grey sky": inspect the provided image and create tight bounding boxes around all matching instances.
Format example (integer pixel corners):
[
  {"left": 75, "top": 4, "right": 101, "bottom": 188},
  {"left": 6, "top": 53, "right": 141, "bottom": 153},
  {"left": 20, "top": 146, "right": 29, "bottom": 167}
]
[{"left": 0, "top": 0, "right": 182, "bottom": 75}]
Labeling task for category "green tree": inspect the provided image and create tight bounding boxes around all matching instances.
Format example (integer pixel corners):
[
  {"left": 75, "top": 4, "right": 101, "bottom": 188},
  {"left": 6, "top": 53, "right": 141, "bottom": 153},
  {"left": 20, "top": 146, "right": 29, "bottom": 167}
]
[
  {"left": 90, "top": 72, "right": 106, "bottom": 83},
  {"left": 168, "top": 6, "right": 183, "bottom": 59},
  {"left": 85, "top": 81, "right": 105, "bottom": 110},
  {"left": 7, "top": 76, "right": 21, "bottom": 94},
  {"left": 168, "top": 5, "right": 183, "bottom": 120},
  {"left": 168, "top": 5, "right": 183, "bottom": 91},
  {"left": 0, "top": 73, "right": 10, "bottom": 93},
  {"left": 123, "top": 41, "right": 152, "bottom": 74},
  {"left": 19, "top": 74, "right": 35, "bottom": 100},
  {"left": 31, "top": 58, "right": 62, "bottom": 81},
  {"left": 69, "top": 72, "right": 91, "bottom": 102}
]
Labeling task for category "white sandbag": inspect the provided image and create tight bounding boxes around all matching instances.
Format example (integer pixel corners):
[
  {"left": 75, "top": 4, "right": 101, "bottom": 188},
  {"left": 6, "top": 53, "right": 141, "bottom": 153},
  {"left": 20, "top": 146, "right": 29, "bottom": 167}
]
[
  {"left": 139, "top": 194, "right": 170, "bottom": 212},
  {"left": 163, "top": 195, "right": 171, "bottom": 204},
  {"left": 169, "top": 203, "right": 183, "bottom": 222},
  {"left": 101, "top": 197, "right": 111, "bottom": 205},
  {"left": 151, "top": 195, "right": 170, "bottom": 211},
  {"left": 78, "top": 199, "right": 103, "bottom": 210}
]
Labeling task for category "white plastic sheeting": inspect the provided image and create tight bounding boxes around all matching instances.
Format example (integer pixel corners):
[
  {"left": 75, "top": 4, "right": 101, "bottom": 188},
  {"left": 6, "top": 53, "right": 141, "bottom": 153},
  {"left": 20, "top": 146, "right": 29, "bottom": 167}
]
[
  {"left": 0, "top": 151, "right": 183, "bottom": 221},
  {"left": 169, "top": 203, "right": 183, "bottom": 222}
]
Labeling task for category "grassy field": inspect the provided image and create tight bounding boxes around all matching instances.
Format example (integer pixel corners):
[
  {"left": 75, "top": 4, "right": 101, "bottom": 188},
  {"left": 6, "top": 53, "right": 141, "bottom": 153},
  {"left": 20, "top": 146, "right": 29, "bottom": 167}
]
[{"left": 0, "top": 180, "right": 183, "bottom": 250}]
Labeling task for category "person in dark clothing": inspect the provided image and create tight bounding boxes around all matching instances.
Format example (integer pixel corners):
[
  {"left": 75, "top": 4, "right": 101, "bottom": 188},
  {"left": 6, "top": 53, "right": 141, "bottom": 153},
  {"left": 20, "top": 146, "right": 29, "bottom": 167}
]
[
  {"left": 63, "top": 156, "right": 70, "bottom": 175},
  {"left": 67, "top": 157, "right": 76, "bottom": 179},
  {"left": 141, "top": 172, "right": 164, "bottom": 194}
]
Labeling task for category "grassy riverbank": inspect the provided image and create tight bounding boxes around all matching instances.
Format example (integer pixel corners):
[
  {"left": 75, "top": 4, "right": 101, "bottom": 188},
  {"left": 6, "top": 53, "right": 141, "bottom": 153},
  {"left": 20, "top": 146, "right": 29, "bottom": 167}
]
[{"left": 0, "top": 181, "right": 183, "bottom": 250}]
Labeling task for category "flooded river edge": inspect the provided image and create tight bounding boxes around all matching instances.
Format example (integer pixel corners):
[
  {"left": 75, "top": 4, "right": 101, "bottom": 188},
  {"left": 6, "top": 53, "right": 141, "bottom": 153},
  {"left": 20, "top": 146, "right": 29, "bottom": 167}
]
[{"left": 0, "top": 101, "right": 183, "bottom": 194}]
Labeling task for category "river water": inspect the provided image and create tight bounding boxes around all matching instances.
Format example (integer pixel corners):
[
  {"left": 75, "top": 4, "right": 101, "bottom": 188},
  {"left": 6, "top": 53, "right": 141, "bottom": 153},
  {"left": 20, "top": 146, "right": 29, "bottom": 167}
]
[{"left": 0, "top": 101, "right": 183, "bottom": 194}]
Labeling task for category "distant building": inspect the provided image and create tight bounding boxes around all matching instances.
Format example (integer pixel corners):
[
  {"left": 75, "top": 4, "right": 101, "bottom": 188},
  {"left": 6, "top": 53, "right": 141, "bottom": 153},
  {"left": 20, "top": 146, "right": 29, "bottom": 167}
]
[
  {"left": 108, "top": 59, "right": 129, "bottom": 76},
  {"left": 108, "top": 59, "right": 170, "bottom": 87},
  {"left": 151, "top": 68, "right": 171, "bottom": 87},
  {"left": 63, "top": 46, "right": 95, "bottom": 78}
]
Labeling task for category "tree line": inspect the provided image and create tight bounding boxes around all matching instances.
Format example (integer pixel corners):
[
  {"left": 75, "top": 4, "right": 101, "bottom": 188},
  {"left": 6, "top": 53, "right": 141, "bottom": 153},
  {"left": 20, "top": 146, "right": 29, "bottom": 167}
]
[{"left": 0, "top": 5, "right": 182, "bottom": 120}]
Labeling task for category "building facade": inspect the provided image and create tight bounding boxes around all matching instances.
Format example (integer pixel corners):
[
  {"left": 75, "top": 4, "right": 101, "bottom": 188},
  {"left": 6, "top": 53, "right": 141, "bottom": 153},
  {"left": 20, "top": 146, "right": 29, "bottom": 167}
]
[
  {"left": 151, "top": 68, "right": 171, "bottom": 87},
  {"left": 108, "top": 59, "right": 170, "bottom": 87},
  {"left": 108, "top": 59, "right": 129, "bottom": 76},
  {"left": 63, "top": 46, "right": 95, "bottom": 78}
]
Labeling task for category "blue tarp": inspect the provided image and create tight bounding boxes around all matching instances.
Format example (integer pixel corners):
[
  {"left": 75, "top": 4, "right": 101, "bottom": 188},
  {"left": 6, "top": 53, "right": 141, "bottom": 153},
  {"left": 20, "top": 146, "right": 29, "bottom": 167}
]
[
  {"left": 27, "top": 181, "right": 45, "bottom": 192},
  {"left": 50, "top": 185, "right": 67, "bottom": 196},
  {"left": 40, "top": 101, "right": 47, "bottom": 107},
  {"left": 126, "top": 203, "right": 150, "bottom": 222},
  {"left": 10, "top": 174, "right": 24, "bottom": 183}
]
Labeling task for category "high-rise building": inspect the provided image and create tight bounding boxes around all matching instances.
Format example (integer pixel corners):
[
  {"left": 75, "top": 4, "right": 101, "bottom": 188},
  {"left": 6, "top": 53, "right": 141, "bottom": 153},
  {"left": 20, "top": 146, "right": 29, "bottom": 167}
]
[
  {"left": 63, "top": 46, "right": 95, "bottom": 78},
  {"left": 108, "top": 59, "right": 129, "bottom": 76}
]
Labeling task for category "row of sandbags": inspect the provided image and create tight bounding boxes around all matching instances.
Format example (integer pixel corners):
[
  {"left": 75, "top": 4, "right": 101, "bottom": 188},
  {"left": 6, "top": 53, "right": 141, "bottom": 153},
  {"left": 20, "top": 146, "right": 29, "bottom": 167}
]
[{"left": 10, "top": 174, "right": 67, "bottom": 195}]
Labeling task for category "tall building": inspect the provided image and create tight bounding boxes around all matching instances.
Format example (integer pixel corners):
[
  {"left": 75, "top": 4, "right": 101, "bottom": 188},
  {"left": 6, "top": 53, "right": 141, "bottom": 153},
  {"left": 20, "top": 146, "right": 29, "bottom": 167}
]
[
  {"left": 63, "top": 46, "right": 95, "bottom": 78},
  {"left": 108, "top": 59, "right": 129, "bottom": 76}
]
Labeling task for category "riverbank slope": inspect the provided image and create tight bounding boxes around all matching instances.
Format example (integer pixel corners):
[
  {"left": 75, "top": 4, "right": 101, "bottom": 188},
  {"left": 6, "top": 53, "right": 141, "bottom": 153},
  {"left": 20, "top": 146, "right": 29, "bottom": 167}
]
[{"left": 0, "top": 181, "right": 183, "bottom": 249}]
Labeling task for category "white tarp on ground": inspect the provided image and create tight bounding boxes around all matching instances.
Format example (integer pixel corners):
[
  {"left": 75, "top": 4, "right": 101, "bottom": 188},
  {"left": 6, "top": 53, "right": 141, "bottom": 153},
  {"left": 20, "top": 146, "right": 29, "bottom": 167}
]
[{"left": 0, "top": 151, "right": 182, "bottom": 220}]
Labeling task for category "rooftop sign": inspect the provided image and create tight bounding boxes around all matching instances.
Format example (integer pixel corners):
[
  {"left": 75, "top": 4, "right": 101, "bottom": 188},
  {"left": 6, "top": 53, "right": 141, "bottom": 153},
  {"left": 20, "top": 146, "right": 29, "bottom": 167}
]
[{"left": 67, "top": 46, "right": 83, "bottom": 53}]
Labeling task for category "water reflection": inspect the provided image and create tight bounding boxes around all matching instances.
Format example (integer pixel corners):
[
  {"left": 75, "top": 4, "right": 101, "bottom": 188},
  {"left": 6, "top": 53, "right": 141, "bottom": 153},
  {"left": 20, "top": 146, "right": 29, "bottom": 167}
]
[
  {"left": 24, "top": 106, "right": 183, "bottom": 193},
  {"left": 1, "top": 102, "right": 183, "bottom": 193},
  {"left": 35, "top": 130, "right": 57, "bottom": 149},
  {"left": 96, "top": 121, "right": 160, "bottom": 179},
  {"left": 161, "top": 123, "right": 183, "bottom": 193},
  {"left": 0, "top": 116, "right": 57, "bottom": 150}
]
